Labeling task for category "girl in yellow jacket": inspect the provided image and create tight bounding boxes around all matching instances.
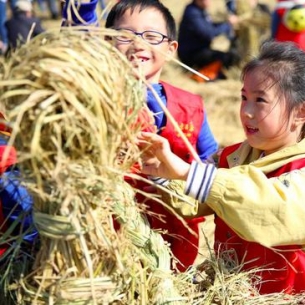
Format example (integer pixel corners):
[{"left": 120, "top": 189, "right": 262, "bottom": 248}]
[{"left": 138, "top": 40, "right": 305, "bottom": 294}]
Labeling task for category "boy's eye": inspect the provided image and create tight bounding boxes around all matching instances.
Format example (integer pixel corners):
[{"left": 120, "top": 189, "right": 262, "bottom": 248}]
[
  {"left": 115, "top": 29, "right": 134, "bottom": 43},
  {"left": 143, "top": 33, "right": 161, "bottom": 42},
  {"left": 114, "top": 29, "right": 169, "bottom": 45},
  {"left": 119, "top": 34, "right": 130, "bottom": 40},
  {"left": 117, "top": 32, "right": 132, "bottom": 41}
]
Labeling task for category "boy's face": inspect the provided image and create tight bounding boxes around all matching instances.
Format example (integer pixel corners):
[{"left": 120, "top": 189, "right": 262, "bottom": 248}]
[{"left": 112, "top": 6, "right": 178, "bottom": 83}]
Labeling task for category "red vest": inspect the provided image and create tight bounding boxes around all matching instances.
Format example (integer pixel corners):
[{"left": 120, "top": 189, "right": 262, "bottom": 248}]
[
  {"left": 216, "top": 143, "right": 305, "bottom": 294},
  {"left": 160, "top": 82, "right": 204, "bottom": 162},
  {"left": 133, "top": 82, "right": 206, "bottom": 271},
  {"left": 275, "top": 1, "right": 305, "bottom": 51}
]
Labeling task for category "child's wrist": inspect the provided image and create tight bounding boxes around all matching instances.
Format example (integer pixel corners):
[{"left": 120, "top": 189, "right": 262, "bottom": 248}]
[{"left": 171, "top": 154, "right": 190, "bottom": 180}]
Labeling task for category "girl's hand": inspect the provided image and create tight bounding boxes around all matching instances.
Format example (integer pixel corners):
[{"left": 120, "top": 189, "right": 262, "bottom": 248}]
[{"left": 137, "top": 132, "right": 191, "bottom": 180}]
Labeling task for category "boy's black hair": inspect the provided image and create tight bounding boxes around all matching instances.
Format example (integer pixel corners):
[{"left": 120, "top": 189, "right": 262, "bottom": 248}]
[{"left": 105, "top": 0, "right": 177, "bottom": 41}]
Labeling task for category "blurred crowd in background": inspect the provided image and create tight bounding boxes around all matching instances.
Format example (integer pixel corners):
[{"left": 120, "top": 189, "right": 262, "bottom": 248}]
[
  {"left": 1, "top": 0, "right": 305, "bottom": 82},
  {"left": 0, "top": 0, "right": 107, "bottom": 55},
  {"left": 0, "top": 0, "right": 59, "bottom": 54},
  {"left": 177, "top": 0, "right": 305, "bottom": 82}
]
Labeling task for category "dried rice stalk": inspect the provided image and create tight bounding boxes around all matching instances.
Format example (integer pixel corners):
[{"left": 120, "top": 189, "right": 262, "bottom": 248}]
[
  {"left": 0, "top": 27, "right": 188, "bottom": 304},
  {"left": 234, "top": 0, "right": 271, "bottom": 62}
]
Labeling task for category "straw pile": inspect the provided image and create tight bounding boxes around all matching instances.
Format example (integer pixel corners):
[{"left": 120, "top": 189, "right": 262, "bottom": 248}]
[
  {"left": 1, "top": 26, "right": 305, "bottom": 305},
  {"left": 0, "top": 27, "right": 191, "bottom": 304},
  {"left": 234, "top": 0, "right": 271, "bottom": 63}
]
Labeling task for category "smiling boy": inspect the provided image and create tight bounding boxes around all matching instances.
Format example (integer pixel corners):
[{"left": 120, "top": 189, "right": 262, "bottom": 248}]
[{"left": 62, "top": 0, "right": 218, "bottom": 271}]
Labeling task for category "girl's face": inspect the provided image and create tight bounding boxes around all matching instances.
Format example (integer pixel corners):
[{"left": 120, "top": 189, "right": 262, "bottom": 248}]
[
  {"left": 112, "top": 7, "right": 178, "bottom": 83},
  {"left": 240, "top": 69, "right": 304, "bottom": 155}
]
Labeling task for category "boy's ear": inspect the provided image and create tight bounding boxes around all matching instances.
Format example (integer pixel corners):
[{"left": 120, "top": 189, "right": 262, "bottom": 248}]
[{"left": 166, "top": 40, "right": 178, "bottom": 60}]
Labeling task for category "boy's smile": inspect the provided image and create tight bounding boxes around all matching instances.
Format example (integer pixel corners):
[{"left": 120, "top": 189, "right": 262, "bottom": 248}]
[{"left": 128, "top": 53, "right": 149, "bottom": 65}]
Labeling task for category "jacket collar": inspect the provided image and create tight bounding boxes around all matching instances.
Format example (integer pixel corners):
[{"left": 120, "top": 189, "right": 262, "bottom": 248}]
[{"left": 226, "top": 139, "right": 305, "bottom": 174}]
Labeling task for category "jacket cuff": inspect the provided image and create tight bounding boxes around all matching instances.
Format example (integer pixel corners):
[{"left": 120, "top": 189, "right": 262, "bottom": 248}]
[
  {"left": 184, "top": 161, "right": 216, "bottom": 203},
  {"left": 148, "top": 176, "right": 170, "bottom": 187}
]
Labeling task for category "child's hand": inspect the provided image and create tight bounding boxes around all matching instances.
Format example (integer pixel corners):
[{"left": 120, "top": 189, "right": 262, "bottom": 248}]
[{"left": 137, "top": 132, "right": 191, "bottom": 180}]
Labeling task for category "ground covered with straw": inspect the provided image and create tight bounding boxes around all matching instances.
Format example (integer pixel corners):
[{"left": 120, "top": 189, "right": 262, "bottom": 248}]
[{"left": 0, "top": 27, "right": 304, "bottom": 305}]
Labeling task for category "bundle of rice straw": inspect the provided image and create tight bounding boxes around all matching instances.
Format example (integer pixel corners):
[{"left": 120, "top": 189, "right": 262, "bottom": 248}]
[
  {"left": 0, "top": 27, "right": 191, "bottom": 304},
  {"left": 233, "top": 0, "right": 271, "bottom": 63}
]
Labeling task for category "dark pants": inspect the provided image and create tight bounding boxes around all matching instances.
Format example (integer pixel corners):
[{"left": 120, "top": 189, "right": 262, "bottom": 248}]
[{"left": 178, "top": 47, "right": 239, "bottom": 69}]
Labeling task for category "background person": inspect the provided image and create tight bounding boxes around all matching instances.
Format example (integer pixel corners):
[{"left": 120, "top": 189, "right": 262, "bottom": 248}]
[
  {"left": 177, "top": 0, "right": 240, "bottom": 81},
  {"left": 35, "top": 0, "right": 60, "bottom": 20},
  {"left": 0, "top": 0, "right": 8, "bottom": 54},
  {"left": 0, "top": 112, "right": 37, "bottom": 258},
  {"left": 271, "top": 0, "right": 305, "bottom": 51},
  {"left": 5, "top": 0, "right": 45, "bottom": 54},
  {"left": 225, "top": 0, "right": 271, "bottom": 62}
]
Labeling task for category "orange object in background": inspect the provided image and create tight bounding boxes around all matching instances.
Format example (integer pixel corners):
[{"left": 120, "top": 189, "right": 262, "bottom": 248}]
[{"left": 190, "top": 60, "right": 222, "bottom": 83}]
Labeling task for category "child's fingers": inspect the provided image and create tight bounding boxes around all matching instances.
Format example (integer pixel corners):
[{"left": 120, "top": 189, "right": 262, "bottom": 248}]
[
  {"left": 136, "top": 139, "right": 151, "bottom": 151},
  {"left": 138, "top": 131, "right": 165, "bottom": 144},
  {"left": 136, "top": 132, "right": 166, "bottom": 154}
]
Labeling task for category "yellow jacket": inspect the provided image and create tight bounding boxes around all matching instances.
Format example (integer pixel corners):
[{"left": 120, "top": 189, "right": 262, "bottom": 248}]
[{"left": 159, "top": 139, "right": 305, "bottom": 248}]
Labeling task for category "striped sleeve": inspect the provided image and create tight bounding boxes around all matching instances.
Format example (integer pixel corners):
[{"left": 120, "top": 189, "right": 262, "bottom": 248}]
[
  {"left": 184, "top": 161, "right": 217, "bottom": 203},
  {"left": 148, "top": 176, "right": 170, "bottom": 187}
]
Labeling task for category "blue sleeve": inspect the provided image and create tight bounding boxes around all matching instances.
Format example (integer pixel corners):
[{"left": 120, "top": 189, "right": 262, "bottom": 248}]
[
  {"left": 185, "top": 6, "right": 232, "bottom": 41},
  {"left": 1, "top": 169, "right": 37, "bottom": 242},
  {"left": 226, "top": 0, "right": 236, "bottom": 14},
  {"left": 62, "top": 0, "right": 98, "bottom": 26},
  {"left": 196, "top": 112, "right": 218, "bottom": 161}
]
